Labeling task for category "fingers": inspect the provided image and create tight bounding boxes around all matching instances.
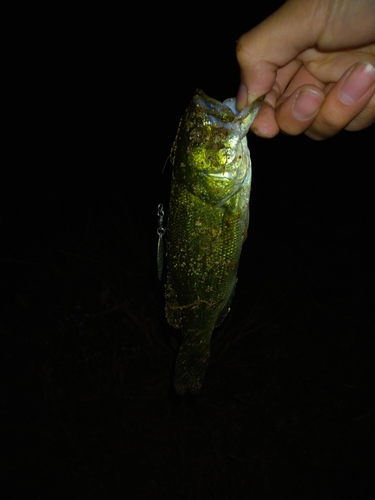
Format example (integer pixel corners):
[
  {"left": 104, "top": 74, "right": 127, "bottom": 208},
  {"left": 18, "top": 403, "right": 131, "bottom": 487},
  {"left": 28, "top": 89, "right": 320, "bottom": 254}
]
[
  {"left": 249, "top": 101, "right": 280, "bottom": 138},
  {"left": 236, "top": 0, "right": 375, "bottom": 139},
  {"left": 275, "top": 62, "right": 375, "bottom": 140},
  {"left": 236, "top": 0, "right": 323, "bottom": 107},
  {"left": 247, "top": 61, "right": 311, "bottom": 138}
]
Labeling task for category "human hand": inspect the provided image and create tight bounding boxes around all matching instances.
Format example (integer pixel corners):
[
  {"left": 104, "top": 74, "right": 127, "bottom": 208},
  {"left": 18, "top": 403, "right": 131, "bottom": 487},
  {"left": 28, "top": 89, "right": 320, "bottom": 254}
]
[{"left": 236, "top": 0, "right": 375, "bottom": 140}]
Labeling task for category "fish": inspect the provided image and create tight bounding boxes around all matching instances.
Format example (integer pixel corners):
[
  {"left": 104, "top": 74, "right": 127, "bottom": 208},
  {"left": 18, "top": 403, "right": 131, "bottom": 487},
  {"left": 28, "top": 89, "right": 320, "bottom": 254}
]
[{"left": 165, "top": 89, "right": 263, "bottom": 395}]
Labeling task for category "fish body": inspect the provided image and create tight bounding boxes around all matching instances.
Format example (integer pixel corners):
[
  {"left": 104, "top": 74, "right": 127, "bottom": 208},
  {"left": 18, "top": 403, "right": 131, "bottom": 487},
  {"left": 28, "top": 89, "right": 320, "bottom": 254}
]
[{"left": 165, "top": 89, "right": 262, "bottom": 395}]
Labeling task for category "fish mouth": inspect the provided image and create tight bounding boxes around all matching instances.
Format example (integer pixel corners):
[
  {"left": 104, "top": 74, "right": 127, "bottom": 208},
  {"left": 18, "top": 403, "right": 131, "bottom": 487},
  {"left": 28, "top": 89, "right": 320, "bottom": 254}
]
[
  {"left": 222, "top": 95, "right": 265, "bottom": 137},
  {"left": 193, "top": 89, "right": 263, "bottom": 135},
  {"left": 223, "top": 95, "right": 259, "bottom": 119}
]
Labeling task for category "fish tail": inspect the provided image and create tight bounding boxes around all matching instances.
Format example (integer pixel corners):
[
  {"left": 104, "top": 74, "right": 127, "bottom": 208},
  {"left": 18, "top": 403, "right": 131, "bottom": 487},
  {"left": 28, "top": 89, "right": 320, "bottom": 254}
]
[{"left": 173, "top": 333, "right": 211, "bottom": 396}]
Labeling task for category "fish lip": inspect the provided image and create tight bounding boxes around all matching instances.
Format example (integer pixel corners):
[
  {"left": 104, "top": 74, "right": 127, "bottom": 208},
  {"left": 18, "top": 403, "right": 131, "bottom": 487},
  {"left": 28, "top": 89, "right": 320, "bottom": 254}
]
[
  {"left": 193, "top": 90, "right": 264, "bottom": 141},
  {"left": 222, "top": 96, "right": 261, "bottom": 117}
]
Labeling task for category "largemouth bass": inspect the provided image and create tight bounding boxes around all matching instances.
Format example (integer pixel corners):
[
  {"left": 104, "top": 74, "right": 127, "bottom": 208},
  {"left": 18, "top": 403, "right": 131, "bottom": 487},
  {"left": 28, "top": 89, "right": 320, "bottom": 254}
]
[{"left": 165, "top": 89, "right": 263, "bottom": 395}]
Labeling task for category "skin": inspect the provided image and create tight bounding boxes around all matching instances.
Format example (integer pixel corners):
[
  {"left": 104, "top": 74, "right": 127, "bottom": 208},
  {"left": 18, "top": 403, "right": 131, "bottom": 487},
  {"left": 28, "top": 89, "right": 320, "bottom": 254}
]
[{"left": 236, "top": 0, "right": 375, "bottom": 140}]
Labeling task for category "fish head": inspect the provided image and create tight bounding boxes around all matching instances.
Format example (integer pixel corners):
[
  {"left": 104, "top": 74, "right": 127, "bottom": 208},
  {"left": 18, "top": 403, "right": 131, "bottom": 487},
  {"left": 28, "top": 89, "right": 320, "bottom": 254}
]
[{"left": 171, "top": 89, "right": 263, "bottom": 208}]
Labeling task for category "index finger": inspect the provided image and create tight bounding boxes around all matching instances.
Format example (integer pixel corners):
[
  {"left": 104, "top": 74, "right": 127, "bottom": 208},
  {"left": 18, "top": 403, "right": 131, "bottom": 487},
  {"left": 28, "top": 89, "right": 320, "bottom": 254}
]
[{"left": 236, "top": 0, "right": 323, "bottom": 105}]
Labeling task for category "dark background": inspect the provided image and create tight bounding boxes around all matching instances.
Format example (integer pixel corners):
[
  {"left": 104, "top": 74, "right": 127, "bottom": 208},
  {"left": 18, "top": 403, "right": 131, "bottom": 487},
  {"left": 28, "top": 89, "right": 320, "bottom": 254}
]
[{"left": 2, "top": 3, "right": 374, "bottom": 499}]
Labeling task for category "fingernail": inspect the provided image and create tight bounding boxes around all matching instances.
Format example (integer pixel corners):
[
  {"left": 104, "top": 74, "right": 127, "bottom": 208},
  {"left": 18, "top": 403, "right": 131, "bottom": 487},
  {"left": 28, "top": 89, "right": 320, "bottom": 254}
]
[
  {"left": 236, "top": 83, "right": 248, "bottom": 110},
  {"left": 340, "top": 62, "right": 375, "bottom": 104},
  {"left": 292, "top": 89, "right": 324, "bottom": 120}
]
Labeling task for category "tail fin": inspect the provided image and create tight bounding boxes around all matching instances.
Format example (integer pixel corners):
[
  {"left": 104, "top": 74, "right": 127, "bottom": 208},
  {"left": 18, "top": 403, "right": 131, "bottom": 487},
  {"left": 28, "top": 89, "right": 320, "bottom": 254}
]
[{"left": 174, "top": 339, "right": 211, "bottom": 396}]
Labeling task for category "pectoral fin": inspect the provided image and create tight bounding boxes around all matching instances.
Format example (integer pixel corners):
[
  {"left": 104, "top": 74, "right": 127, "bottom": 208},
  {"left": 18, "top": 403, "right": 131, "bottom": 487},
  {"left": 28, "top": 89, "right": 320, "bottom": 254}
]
[{"left": 215, "top": 277, "right": 237, "bottom": 328}]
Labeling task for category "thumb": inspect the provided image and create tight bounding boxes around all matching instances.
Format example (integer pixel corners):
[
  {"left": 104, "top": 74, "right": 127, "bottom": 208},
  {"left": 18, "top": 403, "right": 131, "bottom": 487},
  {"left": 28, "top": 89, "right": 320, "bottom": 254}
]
[{"left": 236, "top": 0, "right": 323, "bottom": 106}]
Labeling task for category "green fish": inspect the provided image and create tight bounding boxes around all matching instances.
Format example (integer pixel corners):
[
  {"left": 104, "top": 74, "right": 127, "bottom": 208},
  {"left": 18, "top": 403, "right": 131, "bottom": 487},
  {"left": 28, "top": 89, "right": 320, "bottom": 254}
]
[{"left": 165, "top": 89, "right": 263, "bottom": 395}]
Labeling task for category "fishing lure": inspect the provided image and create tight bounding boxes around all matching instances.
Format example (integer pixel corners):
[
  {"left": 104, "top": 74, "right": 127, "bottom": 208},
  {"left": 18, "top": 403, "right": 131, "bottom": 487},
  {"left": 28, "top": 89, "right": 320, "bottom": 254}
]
[{"left": 156, "top": 203, "right": 165, "bottom": 281}]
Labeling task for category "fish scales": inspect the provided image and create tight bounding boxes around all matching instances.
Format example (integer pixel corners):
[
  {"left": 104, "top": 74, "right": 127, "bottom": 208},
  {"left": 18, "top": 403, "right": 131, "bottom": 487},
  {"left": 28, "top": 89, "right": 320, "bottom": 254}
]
[{"left": 165, "top": 89, "right": 263, "bottom": 395}]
